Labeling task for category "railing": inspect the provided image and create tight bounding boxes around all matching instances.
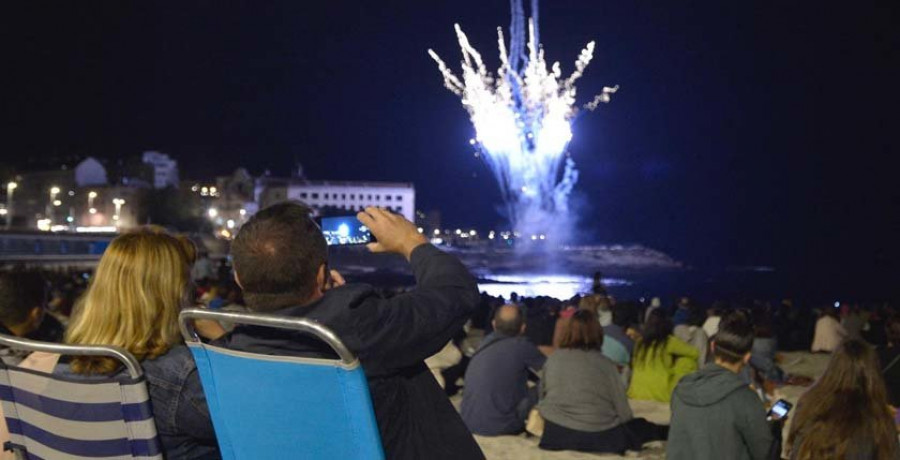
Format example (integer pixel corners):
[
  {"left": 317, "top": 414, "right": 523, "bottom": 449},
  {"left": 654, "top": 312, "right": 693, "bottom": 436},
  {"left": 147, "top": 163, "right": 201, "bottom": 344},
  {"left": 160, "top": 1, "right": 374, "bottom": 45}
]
[{"left": 0, "top": 232, "right": 114, "bottom": 263}]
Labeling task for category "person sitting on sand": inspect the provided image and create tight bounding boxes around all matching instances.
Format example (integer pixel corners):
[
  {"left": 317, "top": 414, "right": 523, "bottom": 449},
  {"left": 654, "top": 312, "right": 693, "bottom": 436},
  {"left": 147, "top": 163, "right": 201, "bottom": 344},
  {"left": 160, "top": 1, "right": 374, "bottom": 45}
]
[
  {"left": 538, "top": 310, "right": 667, "bottom": 454},
  {"left": 628, "top": 309, "right": 698, "bottom": 402},
  {"left": 667, "top": 311, "right": 779, "bottom": 460},
  {"left": 0, "top": 271, "right": 64, "bottom": 366},
  {"left": 788, "top": 339, "right": 899, "bottom": 459},
  {"left": 461, "top": 304, "right": 546, "bottom": 436},
  {"left": 811, "top": 307, "right": 846, "bottom": 353}
]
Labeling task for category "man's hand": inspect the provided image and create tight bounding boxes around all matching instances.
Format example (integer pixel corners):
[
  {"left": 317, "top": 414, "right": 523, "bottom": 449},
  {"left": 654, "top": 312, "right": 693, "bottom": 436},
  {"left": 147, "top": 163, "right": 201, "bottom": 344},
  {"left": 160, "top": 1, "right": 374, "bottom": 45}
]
[
  {"left": 193, "top": 319, "right": 227, "bottom": 341},
  {"left": 357, "top": 207, "right": 427, "bottom": 260}
]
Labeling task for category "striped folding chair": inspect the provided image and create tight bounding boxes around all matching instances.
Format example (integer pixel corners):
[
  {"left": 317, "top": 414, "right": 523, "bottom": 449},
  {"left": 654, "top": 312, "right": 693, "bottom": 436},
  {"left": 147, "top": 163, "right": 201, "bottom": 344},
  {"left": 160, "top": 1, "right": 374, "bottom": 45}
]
[
  {"left": 0, "top": 334, "right": 162, "bottom": 460},
  {"left": 180, "top": 308, "right": 384, "bottom": 460}
]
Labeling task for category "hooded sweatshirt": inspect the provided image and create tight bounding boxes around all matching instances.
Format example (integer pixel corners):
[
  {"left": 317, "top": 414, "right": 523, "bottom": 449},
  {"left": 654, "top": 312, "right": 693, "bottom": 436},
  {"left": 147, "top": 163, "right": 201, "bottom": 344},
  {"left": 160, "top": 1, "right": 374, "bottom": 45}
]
[{"left": 667, "top": 364, "right": 773, "bottom": 460}]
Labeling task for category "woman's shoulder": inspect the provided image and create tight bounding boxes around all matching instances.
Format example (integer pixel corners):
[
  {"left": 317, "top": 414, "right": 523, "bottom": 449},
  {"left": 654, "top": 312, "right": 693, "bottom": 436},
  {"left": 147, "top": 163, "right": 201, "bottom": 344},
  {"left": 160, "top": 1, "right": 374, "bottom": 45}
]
[
  {"left": 552, "top": 348, "right": 612, "bottom": 367},
  {"left": 141, "top": 344, "right": 198, "bottom": 384}
]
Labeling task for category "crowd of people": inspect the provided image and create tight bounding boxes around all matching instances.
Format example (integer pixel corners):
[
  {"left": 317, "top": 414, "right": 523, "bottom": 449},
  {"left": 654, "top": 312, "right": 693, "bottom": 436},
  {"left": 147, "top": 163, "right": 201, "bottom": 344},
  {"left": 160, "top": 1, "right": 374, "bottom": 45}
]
[
  {"left": 0, "top": 202, "right": 898, "bottom": 459},
  {"left": 454, "top": 288, "right": 900, "bottom": 458}
]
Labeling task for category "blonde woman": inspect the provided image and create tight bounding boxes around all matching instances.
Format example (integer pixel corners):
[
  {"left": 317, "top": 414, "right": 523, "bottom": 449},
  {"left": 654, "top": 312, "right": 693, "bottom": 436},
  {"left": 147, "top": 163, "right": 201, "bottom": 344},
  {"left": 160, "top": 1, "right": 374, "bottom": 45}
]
[{"left": 61, "top": 228, "right": 223, "bottom": 459}]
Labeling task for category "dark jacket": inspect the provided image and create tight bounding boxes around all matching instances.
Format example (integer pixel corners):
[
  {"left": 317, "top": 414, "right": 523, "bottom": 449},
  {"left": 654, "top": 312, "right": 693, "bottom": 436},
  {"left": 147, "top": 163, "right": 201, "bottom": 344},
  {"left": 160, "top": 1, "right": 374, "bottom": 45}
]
[
  {"left": 667, "top": 364, "right": 773, "bottom": 460},
  {"left": 221, "top": 244, "right": 484, "bottom": 460},
  {"left": 460, "top": 333, "right": 545, "bottom": 435},
  {"left": 141, "top": 346, "right": 221, "bottom": 460}
]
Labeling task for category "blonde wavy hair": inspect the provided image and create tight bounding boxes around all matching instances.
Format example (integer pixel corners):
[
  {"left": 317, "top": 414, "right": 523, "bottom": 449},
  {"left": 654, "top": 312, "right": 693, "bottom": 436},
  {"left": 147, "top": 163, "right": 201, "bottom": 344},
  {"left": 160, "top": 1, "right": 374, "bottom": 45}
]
[{"left": 66, "top": 227, "right": 191, "bottom": 374}]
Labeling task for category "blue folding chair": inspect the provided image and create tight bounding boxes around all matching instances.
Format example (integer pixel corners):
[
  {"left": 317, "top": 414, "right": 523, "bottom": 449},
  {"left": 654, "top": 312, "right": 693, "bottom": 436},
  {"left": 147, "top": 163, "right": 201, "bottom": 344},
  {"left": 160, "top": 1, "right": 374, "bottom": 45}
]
[
  {"left": 0, "top": 334, "right": 162, "bottom": 460},
  {"left": 179, "top": 308, "right": 384, "bottom": 460}
]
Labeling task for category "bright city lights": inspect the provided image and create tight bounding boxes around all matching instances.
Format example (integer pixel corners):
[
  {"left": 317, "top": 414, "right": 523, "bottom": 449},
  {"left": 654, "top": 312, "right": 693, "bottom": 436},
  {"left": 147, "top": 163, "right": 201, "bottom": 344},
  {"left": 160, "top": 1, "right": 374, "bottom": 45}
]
[{"left": 208, "top": 208, "right": 218, "bottom": 218}]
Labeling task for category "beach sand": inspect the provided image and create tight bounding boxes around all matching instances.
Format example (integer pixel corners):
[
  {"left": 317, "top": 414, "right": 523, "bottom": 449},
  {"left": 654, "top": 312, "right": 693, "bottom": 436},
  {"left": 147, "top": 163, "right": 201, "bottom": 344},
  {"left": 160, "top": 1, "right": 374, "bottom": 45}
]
[{"left": 452, "top": 351, "right": 831, "bottom": 459}]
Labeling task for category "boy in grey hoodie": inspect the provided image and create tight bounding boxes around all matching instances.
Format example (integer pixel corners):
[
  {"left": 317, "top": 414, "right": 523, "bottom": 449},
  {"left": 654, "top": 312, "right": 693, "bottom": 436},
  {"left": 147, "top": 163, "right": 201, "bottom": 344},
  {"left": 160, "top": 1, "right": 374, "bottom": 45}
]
[{"left": 667, "top": 311, "right": 779, "bottom": 460}]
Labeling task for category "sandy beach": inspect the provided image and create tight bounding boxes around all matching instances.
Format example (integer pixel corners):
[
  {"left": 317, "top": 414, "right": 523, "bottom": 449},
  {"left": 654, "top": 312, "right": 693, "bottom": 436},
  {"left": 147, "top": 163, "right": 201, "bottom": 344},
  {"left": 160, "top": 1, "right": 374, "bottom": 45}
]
[{"left": 452, "top": 351, "right": 831, "bottom": 460}]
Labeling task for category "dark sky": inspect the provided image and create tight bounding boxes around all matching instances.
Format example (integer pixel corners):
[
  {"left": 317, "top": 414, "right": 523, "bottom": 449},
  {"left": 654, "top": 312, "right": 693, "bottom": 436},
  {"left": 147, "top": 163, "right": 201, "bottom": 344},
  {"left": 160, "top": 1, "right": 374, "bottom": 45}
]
[{"left": 0, "top": 1, "right": 897, "bottom": 278}]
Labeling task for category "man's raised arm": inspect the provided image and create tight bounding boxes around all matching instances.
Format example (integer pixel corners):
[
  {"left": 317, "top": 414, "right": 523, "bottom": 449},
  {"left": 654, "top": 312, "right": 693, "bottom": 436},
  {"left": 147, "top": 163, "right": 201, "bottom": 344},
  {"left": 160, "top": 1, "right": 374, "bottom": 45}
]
[{"left": 353, "top": 207, "right": 480, "bottom": 371}]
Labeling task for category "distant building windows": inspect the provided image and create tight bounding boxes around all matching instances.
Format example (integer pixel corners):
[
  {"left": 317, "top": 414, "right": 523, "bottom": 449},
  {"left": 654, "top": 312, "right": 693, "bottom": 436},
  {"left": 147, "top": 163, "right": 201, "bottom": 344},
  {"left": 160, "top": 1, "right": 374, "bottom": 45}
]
[
  {"left": 376, "top": 195, "right": 381, "bottom": 201},
  {"left": 367, "top": 194, "right": 373, "bottom": 200},
  {"left": 311, "top": 193, "right": 319, "bottom": 199},
  {"left": 350, "top": 194, "right": 356, "bottom": 200},
  {"left": 341, "top": 193, "right": 347, "bottom": 199},
  {"left": 385, "top": 195, "right": 393, "bottom": 202},
  {"left": 324, "top": 193, "right": 330, "bottom": 199},
  {"left": 395, "top": 195, "right": 402, "bottom": 201}
]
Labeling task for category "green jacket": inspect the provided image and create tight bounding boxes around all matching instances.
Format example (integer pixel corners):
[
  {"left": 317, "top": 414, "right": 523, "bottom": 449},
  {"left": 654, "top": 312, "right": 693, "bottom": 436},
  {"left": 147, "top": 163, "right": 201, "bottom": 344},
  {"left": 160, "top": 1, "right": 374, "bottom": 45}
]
[
  {"left": 667, "top": 364, "right": 773, "bottom": 460},
  {"left": 627, "top": 335, "right": 698, "bottom": 402}
]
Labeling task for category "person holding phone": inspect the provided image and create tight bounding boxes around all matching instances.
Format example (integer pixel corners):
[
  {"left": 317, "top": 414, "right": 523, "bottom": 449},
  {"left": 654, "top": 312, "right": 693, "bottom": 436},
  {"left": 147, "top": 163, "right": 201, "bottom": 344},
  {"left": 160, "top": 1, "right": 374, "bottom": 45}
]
[
  {"left": 667, "top": 311, "right": 779, "bottom": 460},
  {"left": 224, "top": 202, "right": 484, "bottom": 460}
]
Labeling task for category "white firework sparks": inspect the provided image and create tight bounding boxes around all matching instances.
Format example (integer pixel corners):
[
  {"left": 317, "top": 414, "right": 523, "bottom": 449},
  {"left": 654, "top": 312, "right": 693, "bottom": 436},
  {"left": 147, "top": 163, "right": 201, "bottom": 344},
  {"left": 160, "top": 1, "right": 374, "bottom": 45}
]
[{"left": 429, "top": 18, "right": 617, "bottom": 240}]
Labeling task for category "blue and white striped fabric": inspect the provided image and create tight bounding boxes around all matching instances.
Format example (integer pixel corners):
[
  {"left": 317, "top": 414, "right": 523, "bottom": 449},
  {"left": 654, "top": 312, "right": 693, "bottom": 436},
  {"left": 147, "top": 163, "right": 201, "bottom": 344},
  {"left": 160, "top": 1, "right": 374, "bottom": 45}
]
[
  {"left": 188, "top": 342, "right": 384, "bottom": 460},
  {"left": 0, "top": 363, "right": 162, "bottom": 460}
]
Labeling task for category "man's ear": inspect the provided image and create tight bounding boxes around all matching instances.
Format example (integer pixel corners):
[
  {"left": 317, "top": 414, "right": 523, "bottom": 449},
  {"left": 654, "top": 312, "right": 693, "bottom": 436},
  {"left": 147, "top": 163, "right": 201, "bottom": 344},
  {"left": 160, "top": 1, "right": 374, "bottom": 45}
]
[
  {"left": 28, "top": 306, "right": 43, "bottom": 325},
  {"left": 491, "top": 319, "right": 497, "bottom": 331},
  {"left": 520, "top": 324, "right": 527, "bottom": 335},
  {"left": 316, "top": 264, "right": 328, "bottom": 291},
  {"left": 742, "top": 352, "right": 751, "bottom": 364}
]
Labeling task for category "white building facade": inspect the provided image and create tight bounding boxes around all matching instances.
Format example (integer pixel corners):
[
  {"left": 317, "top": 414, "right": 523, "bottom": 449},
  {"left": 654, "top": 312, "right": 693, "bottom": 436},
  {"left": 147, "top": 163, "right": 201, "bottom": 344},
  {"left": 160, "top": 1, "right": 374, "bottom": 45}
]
[
  {"left": 254, "top": 179, "right": 415, "bottom": 221},
  {"left": 142, "top": 151, "right": 179, "bottom": 189}
]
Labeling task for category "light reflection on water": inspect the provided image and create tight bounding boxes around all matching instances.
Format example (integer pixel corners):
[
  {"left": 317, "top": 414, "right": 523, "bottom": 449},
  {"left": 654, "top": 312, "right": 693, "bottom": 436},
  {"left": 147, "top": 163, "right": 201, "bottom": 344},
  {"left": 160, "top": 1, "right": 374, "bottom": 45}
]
[{"left": 477, "top": 274, "right": 631, "bottom": 300}]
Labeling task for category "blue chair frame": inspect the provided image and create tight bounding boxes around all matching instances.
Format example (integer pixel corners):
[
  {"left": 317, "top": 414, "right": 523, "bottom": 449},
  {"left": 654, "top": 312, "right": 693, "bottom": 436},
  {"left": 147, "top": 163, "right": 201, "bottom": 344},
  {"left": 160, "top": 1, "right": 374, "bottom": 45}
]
[{"left": 180, "top": 308, "right": 384, "bottom": 460}]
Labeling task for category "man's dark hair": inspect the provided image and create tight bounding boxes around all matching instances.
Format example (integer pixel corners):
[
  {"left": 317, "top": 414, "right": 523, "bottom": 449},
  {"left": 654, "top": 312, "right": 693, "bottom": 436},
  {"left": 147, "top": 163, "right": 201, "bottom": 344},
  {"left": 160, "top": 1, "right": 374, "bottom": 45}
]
[
  {"left": 493, "top": 304, "right": 524, "bottom": 336},
  {"left": 231, "top": 202, "right": 327, "bottom": 310},
  {"left": 713, "top": 310, "right": 754, "bottom": 363},
  {"left": 0, "top": 272, "right": 47, "bottom": 327}
]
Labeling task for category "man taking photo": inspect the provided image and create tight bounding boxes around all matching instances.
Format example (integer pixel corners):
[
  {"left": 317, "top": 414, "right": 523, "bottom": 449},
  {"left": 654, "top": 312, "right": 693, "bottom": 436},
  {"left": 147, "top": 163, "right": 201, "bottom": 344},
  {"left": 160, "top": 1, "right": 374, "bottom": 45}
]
[{"left": 224, "top": 203, "right": 484, "bottom": 460}]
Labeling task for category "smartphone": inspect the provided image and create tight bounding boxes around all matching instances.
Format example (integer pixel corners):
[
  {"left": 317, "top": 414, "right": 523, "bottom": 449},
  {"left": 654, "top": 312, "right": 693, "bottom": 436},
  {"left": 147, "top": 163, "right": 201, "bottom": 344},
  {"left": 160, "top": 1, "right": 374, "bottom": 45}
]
[
  {"left": 318, "top": 216, "right": 374, "bottom": 246},
  {"left": 767, "top": 399, "right": 792, "bottom": 420}
]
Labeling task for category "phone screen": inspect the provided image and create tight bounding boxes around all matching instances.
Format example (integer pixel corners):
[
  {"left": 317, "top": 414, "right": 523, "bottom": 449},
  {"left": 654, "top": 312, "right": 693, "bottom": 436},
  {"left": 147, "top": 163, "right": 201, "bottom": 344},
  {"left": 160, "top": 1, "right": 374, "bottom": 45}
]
[
  {"left": 768, "top": 399, "right": 792, "bottom": 419},
  {"left": 319, "top": 216, "right": 373, "bottom": 246}
]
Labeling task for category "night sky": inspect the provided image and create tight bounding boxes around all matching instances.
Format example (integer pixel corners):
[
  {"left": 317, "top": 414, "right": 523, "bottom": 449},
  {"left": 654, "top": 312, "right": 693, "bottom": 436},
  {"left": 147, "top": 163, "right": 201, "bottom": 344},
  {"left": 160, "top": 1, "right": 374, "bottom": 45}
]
[{"left": 1, "top": 1, "right": 897, "bottom": 287}]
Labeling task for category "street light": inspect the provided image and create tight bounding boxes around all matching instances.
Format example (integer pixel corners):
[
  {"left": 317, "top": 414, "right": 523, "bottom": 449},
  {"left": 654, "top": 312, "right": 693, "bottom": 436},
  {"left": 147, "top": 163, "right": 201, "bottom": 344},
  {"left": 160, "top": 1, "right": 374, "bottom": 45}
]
[
  {"left": 5, "top": 182, "right": 16, "bottom": 230},
  {"left": 112, "top": 198, "right": 125, "bottom": 227},
  {"left": 88, "top": 191, "right": 97, "bottom": 210}
]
